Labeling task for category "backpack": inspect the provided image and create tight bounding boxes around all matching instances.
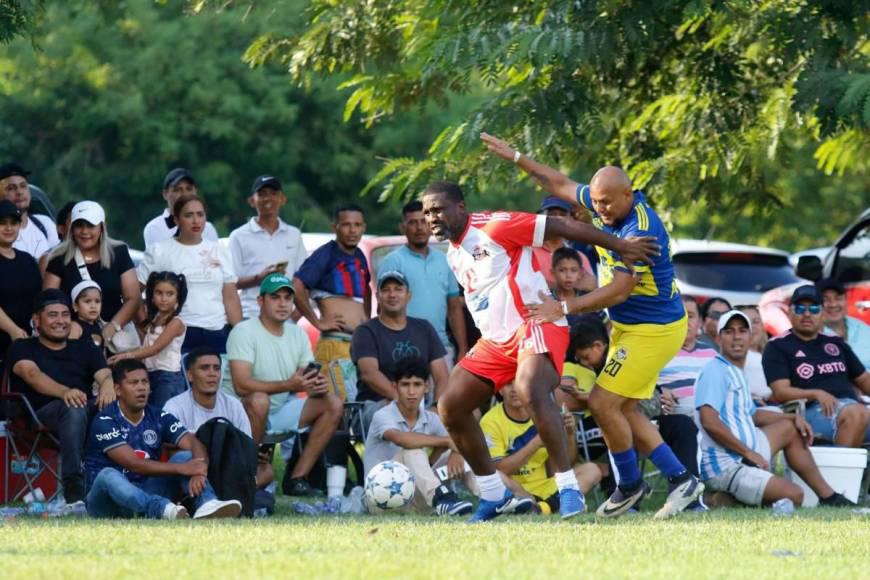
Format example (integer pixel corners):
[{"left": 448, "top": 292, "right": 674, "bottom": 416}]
[{"left": 195, "top": 418, "right": 257, "bottom": 517}]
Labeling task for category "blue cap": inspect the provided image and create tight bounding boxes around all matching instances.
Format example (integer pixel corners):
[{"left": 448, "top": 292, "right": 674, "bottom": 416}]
[
  {"left": 377, "top": 270, "right": 408, "bottom": 290},
  {"left": 538, "top": 195, "right": 572, "bottom": 213},
  {"left": 791, "top": 284, "right": 821, "bottom": 305}
]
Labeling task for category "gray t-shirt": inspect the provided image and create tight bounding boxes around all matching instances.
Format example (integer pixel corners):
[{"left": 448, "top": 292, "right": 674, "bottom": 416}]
[
  {"left": 351, "top": 317, "right": 446, "bottom": 402},
  {"left": 163, "top": 390, "right": 252, "bottom": 438},
  {"left": 363, "top": 401, "right": 448, "bottom": 476}
]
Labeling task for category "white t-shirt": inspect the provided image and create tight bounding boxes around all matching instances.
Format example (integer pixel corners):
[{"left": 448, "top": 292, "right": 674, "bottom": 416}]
[
  {"left": 14, "top": 214, "right": 59, "bottom": 258},
  {"left": 143, "top": 209, "right": 219, "bottom": 250},
  {"left": 228, "top": 218, "right": 307, "bottom": 319},
  {"left": 136, "top": 238, "right": 237, "bottom": 330},
  {"left": 743, "top": 350, "right": 771, "bottom": 401},
  {"left": 163, "top": 389, "right": 252, "bottom": 437}
]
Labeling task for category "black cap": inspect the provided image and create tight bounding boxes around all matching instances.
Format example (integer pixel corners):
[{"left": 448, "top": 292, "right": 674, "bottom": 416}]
[
  {"left": 791, "top": 284, "right": 822, "bottom": 306},
  {"left": 33, "top": 289, "right": 71, "bottom": 312},
  {"left": 377, "top": 269, "right": 409, "bottom": 290},
  {"left": 163, "top": 168, "right": 195, "bottom": 191},
  {"left": 816, "top": 277, "right": 845, "bottom": 296},
  {"left": 251, "top": 175, "right": 282, "bottom": 196},
  {"left": 0, "top": 163, "right": 31, "bottom": 181},
  {"left": 0, "top": 199, "right": 21, "bottom": 221}
]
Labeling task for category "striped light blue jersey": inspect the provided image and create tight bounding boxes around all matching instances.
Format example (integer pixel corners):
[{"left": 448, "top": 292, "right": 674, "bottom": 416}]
[{"left": 694, "top": 355, "right": 758, "bottom": 479}]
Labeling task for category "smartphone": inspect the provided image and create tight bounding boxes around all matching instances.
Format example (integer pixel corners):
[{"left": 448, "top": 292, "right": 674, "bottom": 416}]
[
  {"left": 259, "top": 443, "right": 276, "bottom": 457},
  {"left": 304, "top": 361, "right": 322, "bottom": 374},
  {"left": 274, "top": 261, "right": 289, "bottom": 272}
]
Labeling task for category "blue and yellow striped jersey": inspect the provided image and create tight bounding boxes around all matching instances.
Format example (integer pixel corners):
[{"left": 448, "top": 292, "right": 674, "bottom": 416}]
[{"left": 576, "top": 184, "right": 685, "bottom": 325}]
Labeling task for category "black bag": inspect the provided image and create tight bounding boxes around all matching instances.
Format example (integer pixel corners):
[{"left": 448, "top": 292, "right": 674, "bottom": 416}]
[
  {"left": 195, "top": 417, "right": 257, "bottom": 517},
  {"left": 282, "top": 429, "right": 364, "bottom": 496}
]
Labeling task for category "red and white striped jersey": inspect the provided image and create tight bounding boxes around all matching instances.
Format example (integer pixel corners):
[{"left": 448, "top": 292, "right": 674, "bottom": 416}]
[{"left": 447, "top": 211, "right": 566, "bottom": 342}]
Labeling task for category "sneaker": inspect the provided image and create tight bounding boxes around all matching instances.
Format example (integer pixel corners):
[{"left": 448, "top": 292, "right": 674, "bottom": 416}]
[
  {"left": 162, "top": 503, "right": 190, "bottom": 520},
  {"left": 63, "top": 500, "right": 87, "bottom": 517},
  {"left": 687, "top": 496, "right": 709, "bottom": 512},
  {"left": 285, "top": 477, "right": 325, "bottom": 498},
  {"left": 468, "top": 491, "right": 535, "bottom": 523},
  {"left": 819, "top": 492, "right": 855, "bottom": 507},
  {"left": 434, "top": 495, "right": 474, "bottom": 516},
  {"left": 193, "top": 499, "right": 242, "bottom": 519},
  {"left": 596, "top": 482, "right": 649, "bottom": 518},
  {"left": 654, "top": 475, "right": 704, "bottom": 520},
  {"left": 559, "top": 488, "right": 587, "bottom": 519}
]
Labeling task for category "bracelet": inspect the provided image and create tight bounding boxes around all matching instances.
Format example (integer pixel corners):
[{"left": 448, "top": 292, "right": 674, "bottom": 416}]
[
  {"left": 561, "top": 300, "right": 570, "bottom": 315},
  {"left": 512, "top": 150, "right": 522, "bottom": 163}
]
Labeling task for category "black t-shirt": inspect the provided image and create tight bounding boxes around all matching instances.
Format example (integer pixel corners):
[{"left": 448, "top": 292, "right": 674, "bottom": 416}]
[
  {"left": 351, "top": 317, "right": 447, "bottom": 402},
  {"left": 0, "top": 250, "right": 42, "bottom": 359},
  {"left": 46, "top": 244, "right": 135, "bottom": 322},
  {"left": 7, "top": 337, "right": 108, "bottom": 411},
  {"left": 762, "top": 330, "right": 866, "bottom": 401}
]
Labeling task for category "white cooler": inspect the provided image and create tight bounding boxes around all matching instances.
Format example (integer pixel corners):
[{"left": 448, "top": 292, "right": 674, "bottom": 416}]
[{"left": 786, "top": 446, "right": 868, "bottom": 507}]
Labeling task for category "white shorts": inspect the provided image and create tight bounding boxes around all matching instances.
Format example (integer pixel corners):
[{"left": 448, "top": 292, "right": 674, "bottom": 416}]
[
  {"left": 266, "top": 396, "right": 307, "bottom": 435},
  {"left": 706, "top": 431, "right": 773, "bottom": 506}
]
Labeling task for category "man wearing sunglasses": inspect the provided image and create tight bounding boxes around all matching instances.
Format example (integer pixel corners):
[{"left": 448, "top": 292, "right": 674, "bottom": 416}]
[{"left": 763, "top": 285, "right": 870, "bottom": 447}]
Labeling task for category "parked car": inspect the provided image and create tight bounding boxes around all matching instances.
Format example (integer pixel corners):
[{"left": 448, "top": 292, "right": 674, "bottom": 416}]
[
  {"left": 759, "top": 208, "right": 870, "bottom": 336},
  {"left": 670, "top": 239, "right": 804, "bottom": 306}
]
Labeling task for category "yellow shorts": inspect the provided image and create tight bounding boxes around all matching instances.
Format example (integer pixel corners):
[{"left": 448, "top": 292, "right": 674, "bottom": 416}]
[
  {"left": 596, "top": 316, "right": 688, "bottom": 399},
  {"left": 314, "top": 335, "right": 352, "bottom": 401}
]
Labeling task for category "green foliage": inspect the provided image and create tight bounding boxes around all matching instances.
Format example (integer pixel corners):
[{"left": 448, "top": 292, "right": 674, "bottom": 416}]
[
  {"left": 0, "top": 0, "right": 43, "bottom": 44},
  {"left": 227, "top": 0, "right": 869, "bottom": 249}
]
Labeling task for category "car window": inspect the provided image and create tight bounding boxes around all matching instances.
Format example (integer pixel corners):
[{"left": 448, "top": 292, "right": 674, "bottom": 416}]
[
  {"left": 673, "top": 252, "right": 802, "bottom": 293},
  {"left": 832, "top": 225, "right": 870, "bottom": 284}
]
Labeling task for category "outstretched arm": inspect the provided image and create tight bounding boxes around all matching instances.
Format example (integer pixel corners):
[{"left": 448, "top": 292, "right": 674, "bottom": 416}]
[
  {"left": 481, "top": 133, "right": 579, "bottom": 206},
  {"left": 545, "top": 216, "right": 658, "bottom": 266}
]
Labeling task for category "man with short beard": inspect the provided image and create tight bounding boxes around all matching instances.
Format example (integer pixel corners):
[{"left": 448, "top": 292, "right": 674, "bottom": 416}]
[
  {"left": 764, "top": 285, "right": 870, "bottom": 447},
  {"left": 7, "top": 289, "right": 114, "bottom": 505}
]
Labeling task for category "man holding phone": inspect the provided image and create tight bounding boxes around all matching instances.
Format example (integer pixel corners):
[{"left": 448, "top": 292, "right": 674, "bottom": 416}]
[
  {"left": 229, "top": 175, "right": 307, "bottom": 319},
  {"left": 226, "top": 274, "right": 344, "bottom": 497}
]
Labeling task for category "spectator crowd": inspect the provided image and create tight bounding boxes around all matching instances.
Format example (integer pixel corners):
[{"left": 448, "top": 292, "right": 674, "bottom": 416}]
[{"left": 0, "top": 161, "right": 868, "bottom": 520}]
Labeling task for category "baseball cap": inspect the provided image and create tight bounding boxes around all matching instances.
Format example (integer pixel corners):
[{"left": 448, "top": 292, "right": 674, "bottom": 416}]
[
  {"left": 377, "top": 270, "right": 408, "bottom": 290},
  {"left": 0, "top": 199, "right": 21, "bottom": 221},
  {"left": 163, "top": 168, "right": 195, "bottom": 191},
  {"left": 538, "top": 195, "right": 573, "bottom": 214},
  {"left": 0, "top": 163, "right": 31, "bottom": 181},
  {"left": 259, "top": 273, "right": 294, "bottom": 296},
  {"left": 70, "top": 201, "right": 106, "bottom": 226},
  {"left": 791, "top": 284, "right": 822, "bottom": 305},
  {"left": 251, "top": 175, "right": 282, "bottom": 196},
  {"left": 71, "top": 280, "right": 102, "bottom": 303},
  {"left": 33, "top": 288, "right": 71, "bottom": 312},
  {"left": 717, "top": 310, "right": 751, "bottom": 334},
  {"left": 816, "top": 277, "right": 845, "bottom": 296}
]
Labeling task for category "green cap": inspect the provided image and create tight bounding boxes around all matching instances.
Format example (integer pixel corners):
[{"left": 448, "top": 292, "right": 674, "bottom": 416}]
[{"left": 259, "top": 273, "right": 294, "bottom": 296}]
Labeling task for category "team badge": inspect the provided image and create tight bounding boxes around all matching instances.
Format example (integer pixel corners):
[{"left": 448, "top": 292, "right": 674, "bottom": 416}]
[
  {"left": 615, "top": 347, "right": 628, "bottom": 361},
  {"left": 824, "top": 343, "right": 840, "bottom": 357},
  {"left": 796, "top": 363, "right": 814, "bottom": 380},
  {"left": 143, "top": 430, "right": 159, "bottom": 446}
]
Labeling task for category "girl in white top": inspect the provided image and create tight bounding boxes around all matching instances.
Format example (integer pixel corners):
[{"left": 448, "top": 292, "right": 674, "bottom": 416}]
[
  {"left": 109, "top": 271, "right": 188, "bottom": 407},
  {"left": 136, "top": 194, "right": 241, "bottom": 355}
]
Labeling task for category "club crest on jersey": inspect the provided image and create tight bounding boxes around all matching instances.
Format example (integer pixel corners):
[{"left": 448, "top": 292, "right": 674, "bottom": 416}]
[
  {"left": 824, "top": 343, "right": 840, "bottom": 357},
  {"left": 615, "top": 347, "right": 628, "bottom": 361},
  {"left": 143, "top": 430, "right": 159, "bottom": 446},
  {"left": 471, "top": 246, "right": 491, "bottom": 261},
  {"left": 796, "top": 363, "right": 814, "bottom": 380}
]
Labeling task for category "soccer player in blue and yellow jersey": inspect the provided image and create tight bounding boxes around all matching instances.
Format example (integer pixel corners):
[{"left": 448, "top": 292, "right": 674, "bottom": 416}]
[{"left": 482, "top": 133, "right": 704, "bottom": 519}]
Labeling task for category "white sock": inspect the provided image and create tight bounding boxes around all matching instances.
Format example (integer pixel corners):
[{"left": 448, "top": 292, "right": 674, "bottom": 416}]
[
  {"left": 554, "top": 469, "right": 580, "bottom": 492},
  {"left": 477, "top": 472, "right": 506, "bottom": 502}
]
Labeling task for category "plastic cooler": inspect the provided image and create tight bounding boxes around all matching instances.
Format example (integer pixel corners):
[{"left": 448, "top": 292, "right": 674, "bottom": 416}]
[{"left": 786, "top": 446, "right": 868, "bottom": 507}]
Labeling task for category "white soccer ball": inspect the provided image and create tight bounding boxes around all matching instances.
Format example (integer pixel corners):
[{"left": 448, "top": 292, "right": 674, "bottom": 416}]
[{"left": 364, "top": 460, "right": 415, "bottom": 510}]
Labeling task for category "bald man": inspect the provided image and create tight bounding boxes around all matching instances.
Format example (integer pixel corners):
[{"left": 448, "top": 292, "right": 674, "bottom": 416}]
[{"left": 482, "top": 133, "right": 703, "bottom": 519}]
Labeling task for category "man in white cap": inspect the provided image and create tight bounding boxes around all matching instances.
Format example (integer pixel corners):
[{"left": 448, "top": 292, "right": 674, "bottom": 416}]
[
  {"left": 694, "top": 309, "right": 853, "bottom": 508},
  {"left": 142, "top": 168, "right": 218, "bottom": 249},
  {"left": 0, "top": 163, "right": 59, "bottom": 258}
]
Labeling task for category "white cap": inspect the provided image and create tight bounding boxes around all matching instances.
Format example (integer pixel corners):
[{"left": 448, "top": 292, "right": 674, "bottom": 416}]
[
  {"left": 717, "top": 310, "right": 751, "bottom": 334},
  {"left": 71, "top": 280, "right": 102, "bottom": 303},
  {"left": 70, "top": 201, "right": 106, "bottom": 226}
]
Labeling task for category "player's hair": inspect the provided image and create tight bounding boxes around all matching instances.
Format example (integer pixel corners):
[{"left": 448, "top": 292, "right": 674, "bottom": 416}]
[
  {"left": 700, "top": 297, "right": 732, "bottom": 320},
  {"left": 569, "top": 315, "right": 610, "bottom": 352},
  {"left": 424, "top": 180, "right": 464, "bottom": 203},
  {"left": 391, "top": 357, "right": 430, "bottom": 383},
  {"left": 552, "top": 247, "right": 583, "bottom": 269},
  {"left": 333, "top": 203, "right": 365, "bottom": 222},
  {"left": 186, "top": 346, "right": 221, "bottom": 370},
  {"left": 112, "top": 358, "right": 148, "bottom": 385},
  {"left": 401, "top": 200, "right": 423, "bottom": 217},
  {"left": 144, "top": 271, "right": 188, "bottom": 329}
]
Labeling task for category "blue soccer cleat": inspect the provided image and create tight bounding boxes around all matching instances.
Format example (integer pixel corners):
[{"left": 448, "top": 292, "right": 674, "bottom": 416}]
[
  {"left": 468, "top": 490, "right": 535, "bottom": 523},
  {"left": 559, "top": 487, "right": 587, "bottom": 519}
]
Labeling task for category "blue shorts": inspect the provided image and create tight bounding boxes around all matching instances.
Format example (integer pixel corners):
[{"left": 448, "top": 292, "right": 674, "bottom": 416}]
[
  {"left": 805, "top": 398, "right": 870, "bottom": 443},
  {"left": 266, "top": 396, "right": 308, "bottom": 435}
]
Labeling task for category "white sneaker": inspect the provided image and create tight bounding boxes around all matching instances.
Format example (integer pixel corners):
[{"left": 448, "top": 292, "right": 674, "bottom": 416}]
[
  {"left": 64, "top": 500, "right": 87, "bottom": 517},
  {"left": 162, "top": 503, "right": 190, "bottom": 520},
  {"left": 654, "top": 475, "right": 704, "bottom": 520},
  {"left": 193, "top": 499, "right": 242, "bottom": 519}
]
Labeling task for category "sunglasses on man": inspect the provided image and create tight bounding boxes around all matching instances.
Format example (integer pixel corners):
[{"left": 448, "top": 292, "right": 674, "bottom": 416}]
[{"left": 791, "top": 304, "right": 821, "bottom": 315}]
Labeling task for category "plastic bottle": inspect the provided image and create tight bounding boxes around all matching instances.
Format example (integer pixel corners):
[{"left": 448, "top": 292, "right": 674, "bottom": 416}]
[
  {"left": 772, "top": 498, "right": 794, "bottom": 517},
  {"left": 341, "top": 486, "right": 365, "bottom": 514}
]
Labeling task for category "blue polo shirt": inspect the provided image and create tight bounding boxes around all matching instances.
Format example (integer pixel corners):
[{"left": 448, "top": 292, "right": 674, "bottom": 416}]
[{"left": 379, "top": 245, "right": 460, "bottom": 349}]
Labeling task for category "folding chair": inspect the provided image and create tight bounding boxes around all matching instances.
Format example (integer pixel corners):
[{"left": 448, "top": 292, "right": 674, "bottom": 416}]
[
  {"left": 573, "top": 412, "right": 607, "bottom": 505},
  {"left": 1, "top": 368, "right": 62, "bottom": 505},
  {"left": 328, "top": 359, "right": 367, "bottom": 444}
]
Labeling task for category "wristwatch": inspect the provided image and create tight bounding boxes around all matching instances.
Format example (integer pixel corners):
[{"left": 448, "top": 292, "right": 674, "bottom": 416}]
[{"left": 561, "top": 301, "right": 570, "bottom": 315}]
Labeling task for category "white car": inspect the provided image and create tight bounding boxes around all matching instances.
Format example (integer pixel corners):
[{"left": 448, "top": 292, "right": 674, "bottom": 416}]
[{"left": 671, "top": 239, "right": 804, "bottom": 306}]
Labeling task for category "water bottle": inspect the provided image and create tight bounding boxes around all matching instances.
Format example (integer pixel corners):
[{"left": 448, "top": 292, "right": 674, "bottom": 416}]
[
  {"left": 341, "top": 486, "right": 365, "bottom": 515},
  {"left": 292, "top": 502, "right": 319, "bottom": 515},
  {"left": 772, "top": 498, "right": 794, "bottom": 517}
]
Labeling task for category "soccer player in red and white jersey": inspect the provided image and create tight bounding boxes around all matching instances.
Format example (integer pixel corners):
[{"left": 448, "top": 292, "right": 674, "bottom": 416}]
[{"left": 422, "top": 181, "right": 658, "bottom": 521}]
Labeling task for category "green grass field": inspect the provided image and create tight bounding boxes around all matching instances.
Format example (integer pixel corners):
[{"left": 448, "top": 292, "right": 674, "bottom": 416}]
[{"left": 3, "top": 503, "right": 869, "bottom": 579}]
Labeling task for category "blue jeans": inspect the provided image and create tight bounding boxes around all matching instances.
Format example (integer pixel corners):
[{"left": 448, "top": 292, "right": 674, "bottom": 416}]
[
  {"left": 181, "top": 326, "right": 229, "bottom": 355},
  {"left": 86, "top": 451, "right": 217, "bottom": 519},
  {"left": 148, "top": 370, "right": 186, "bottom": 408},
  {"left": 805, "top": 398, "right": 870, "bottom": 443}
]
